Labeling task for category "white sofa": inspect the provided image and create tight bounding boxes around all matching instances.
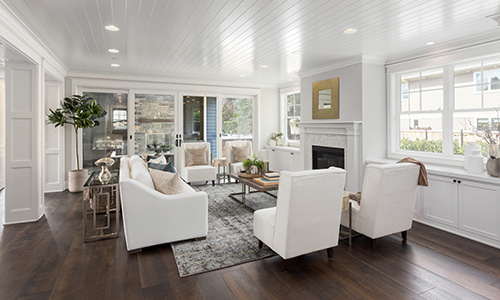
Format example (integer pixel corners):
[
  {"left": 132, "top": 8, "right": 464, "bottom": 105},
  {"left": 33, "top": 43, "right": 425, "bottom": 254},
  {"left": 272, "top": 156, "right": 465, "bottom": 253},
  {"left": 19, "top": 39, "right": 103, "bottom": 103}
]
[{"left": 119, "top": 155, "right": 208, "bottom": 252}]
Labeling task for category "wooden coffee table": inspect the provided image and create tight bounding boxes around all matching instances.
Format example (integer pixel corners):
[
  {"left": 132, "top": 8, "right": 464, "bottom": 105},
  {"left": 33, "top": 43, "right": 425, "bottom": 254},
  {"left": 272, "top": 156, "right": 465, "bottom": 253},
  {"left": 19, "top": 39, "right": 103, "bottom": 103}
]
[{"left": 228, "top": 173, "right": 278, "bottom": 210}]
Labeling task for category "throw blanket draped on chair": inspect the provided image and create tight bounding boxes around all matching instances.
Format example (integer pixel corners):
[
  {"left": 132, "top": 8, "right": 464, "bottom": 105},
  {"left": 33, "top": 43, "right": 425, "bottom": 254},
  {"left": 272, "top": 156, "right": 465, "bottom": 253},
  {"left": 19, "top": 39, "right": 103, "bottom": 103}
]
[{"left": 397, "top": 157, "right": 428, "bottom": 186}]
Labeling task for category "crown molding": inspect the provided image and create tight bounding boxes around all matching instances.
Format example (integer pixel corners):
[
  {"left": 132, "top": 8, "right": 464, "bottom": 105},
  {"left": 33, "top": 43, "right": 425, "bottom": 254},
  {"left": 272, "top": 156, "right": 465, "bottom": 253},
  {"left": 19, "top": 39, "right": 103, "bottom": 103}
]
[
  {"left": 67, "top": 71, "right": 279, "bottom": 90},
  {"left": 297, "top": 55, "right": 385, "bottom": 78}
]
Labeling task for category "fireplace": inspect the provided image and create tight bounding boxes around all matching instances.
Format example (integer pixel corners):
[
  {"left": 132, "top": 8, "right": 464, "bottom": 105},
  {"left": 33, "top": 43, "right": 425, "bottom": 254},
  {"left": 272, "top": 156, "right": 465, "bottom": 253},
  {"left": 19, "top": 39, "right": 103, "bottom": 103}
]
[{"left": 312, "top": 146, "right": 345, "bottom": 169}]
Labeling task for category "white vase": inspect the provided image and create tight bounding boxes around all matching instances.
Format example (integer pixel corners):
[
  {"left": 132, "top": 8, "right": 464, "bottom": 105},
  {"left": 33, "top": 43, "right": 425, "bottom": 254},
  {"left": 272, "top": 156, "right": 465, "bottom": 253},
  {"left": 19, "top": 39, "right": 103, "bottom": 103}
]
[
  {"left": 68, "top": 169, "right": 88, "bottom": 192},
  {"left": 269, "top": 139, "right": 276, "bottom": 146}
]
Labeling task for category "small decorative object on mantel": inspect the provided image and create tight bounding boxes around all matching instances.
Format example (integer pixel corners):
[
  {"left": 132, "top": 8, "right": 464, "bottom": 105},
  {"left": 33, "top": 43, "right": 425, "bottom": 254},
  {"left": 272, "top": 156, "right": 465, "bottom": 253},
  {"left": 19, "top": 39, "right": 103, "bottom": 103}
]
[
  {"left": 242, "top": 154, "right": 265, "bottom": 175},
  {"left": 95, "top": 157, "right": 115, "bottom": 184},
  {"left": 270, "top": 132, "right": 284, "bottom": 146},
  {"left": 312, "top": 77, "right": 339, "bottom": 119}
]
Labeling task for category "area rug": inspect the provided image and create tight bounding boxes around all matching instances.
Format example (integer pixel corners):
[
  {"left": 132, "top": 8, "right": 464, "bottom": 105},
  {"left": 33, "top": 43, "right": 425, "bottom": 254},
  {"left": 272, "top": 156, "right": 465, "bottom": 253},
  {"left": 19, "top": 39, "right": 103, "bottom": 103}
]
[
  {"left": 171, "top": 183, "right": 358, "bottom": 277},
  {"left": 171, "top": 184, "right": 277, "bottom": 277}
]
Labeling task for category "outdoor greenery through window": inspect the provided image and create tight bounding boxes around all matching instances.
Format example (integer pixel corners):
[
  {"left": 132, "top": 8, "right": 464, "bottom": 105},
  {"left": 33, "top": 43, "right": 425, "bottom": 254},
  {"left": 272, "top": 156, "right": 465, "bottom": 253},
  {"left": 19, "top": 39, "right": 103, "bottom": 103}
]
[
  {"left": 222, "top": 97, "right": 253, "bottom": 156},
  {"left": 286, "top": 92, "right": 300, "bottom": 141},
  {"left": 396, "top": 56, "right": 500, "bottom": 157}
]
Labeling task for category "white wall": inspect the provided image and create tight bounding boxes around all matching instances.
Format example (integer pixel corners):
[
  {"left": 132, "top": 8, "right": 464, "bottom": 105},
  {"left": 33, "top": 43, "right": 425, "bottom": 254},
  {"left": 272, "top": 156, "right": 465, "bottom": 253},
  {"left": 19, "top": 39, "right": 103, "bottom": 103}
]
[
  {"left": 361, "top": 63, "right": 386, "bottom": 163},
  {"left": 300, "top": 63, "right": 363, "bottom": 122},
  {"left": 258, "top": 88, "right": 280, "bottom": 151},
  {"left": 0, "top": 79, "right": 4, "bottom": 189}
]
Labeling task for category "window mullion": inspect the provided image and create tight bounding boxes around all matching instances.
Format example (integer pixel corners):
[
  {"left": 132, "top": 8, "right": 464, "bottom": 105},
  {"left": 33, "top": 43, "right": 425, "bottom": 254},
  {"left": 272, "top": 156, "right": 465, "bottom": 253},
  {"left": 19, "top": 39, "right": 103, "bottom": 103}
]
[{"left": 442, "top": 65, "right": 454, "bottom": 156}]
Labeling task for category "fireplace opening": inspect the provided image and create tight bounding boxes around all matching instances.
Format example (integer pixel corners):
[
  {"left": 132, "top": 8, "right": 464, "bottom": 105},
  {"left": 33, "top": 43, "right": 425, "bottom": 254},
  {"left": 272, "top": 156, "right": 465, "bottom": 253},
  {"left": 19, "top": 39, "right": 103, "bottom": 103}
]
[{"left": 312, "top": 145, "right": 345, "bottom": 169}]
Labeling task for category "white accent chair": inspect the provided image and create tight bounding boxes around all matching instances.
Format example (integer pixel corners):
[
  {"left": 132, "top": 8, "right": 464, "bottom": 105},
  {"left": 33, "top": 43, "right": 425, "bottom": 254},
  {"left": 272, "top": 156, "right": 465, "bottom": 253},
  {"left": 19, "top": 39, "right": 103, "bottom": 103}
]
[
  {"left": 119, "top": 156, "right": 208, "bottom": 252},
  {"left": 225, "top": 140, "right": 253, "bottom": 175},
  {"left": 340, "top": 163, "right": 420, "bottom": 247},
  {"left": 254, "top": 167, "right": 346, "bottom": 270},
  {"left": 181, "top": 141, "right": 217, "bottom": 186}
]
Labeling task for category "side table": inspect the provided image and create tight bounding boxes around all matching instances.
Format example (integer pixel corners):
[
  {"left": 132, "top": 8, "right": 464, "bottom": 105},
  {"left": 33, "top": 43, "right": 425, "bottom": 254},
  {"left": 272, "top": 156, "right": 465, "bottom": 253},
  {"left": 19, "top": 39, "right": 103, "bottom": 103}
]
[
  {"left": 83, "top": 171, "right": 120, "bottom": 242},
  {"left": 213, "top": 157, "right": 229, "bottom": 184}
]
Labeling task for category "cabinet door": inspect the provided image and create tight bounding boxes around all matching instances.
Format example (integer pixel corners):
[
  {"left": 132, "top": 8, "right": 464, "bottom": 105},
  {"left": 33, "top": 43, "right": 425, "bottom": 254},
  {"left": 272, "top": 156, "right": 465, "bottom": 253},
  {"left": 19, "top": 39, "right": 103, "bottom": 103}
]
[
  {"left": 423, "top": 175, "right": 458, "bottom": 227},
  {"left": 268, "top": 149, "right": 280, "bottom": 172},
  {"left": 459, "top": 180, "right": 500, "bottom": 240},
  {"left": 414, "top": 187, "right": 422, "bottom": 217},
  {"left": 290, "top": 152, "right": 301, "bottom": 171}
]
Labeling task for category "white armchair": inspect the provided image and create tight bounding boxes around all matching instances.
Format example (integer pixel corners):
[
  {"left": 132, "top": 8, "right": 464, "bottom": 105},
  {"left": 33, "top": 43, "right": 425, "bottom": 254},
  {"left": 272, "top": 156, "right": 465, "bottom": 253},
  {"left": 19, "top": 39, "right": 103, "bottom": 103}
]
[
  {"left": 340, "top": 163, "right": 420, "bottom": 247},
  {"left": 254, "top": 167, "right": 346, "bottom": 270},
  {"left": 225, "top": 140, "right": 253, "bottom": 174},
  {"left": 181, "top": 142, "right": 217, "bottom": 186}
]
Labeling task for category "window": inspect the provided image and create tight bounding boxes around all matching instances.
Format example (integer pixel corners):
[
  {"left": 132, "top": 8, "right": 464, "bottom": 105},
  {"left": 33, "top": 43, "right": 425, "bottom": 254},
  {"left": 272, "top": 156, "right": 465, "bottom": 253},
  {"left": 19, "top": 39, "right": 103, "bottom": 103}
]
[
  {"left": 391, "top": 56, "right": 500, "bottom": 160},
  {"left": 285, "top": 92, "right": 301, "bottom": 141}
]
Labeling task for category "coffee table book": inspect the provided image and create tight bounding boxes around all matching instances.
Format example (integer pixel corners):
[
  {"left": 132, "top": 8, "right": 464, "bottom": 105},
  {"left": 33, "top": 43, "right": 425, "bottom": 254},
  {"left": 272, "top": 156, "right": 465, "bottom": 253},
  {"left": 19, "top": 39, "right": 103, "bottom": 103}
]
[{"left": 253, "top": 177, "right": 279, "bottom": 186}]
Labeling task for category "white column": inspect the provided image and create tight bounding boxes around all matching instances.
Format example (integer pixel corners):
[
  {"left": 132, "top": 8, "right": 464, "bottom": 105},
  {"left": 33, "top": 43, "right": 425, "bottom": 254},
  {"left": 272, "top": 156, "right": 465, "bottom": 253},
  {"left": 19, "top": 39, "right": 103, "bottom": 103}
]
[
  {"left": 5, "top": 62, "right": 43, "bottom": 224},
  {"left": 44, "top": 81, "right": 65, "bottom": 192}
]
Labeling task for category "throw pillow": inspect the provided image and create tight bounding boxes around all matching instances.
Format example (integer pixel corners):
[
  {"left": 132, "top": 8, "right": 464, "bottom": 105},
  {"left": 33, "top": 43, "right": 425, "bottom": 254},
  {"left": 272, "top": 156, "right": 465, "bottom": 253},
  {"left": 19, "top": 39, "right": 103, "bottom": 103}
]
[
  {"left": 149, "top": 169, "right": 186, "bottom": 195},
  {"left": 148, "top": 162, "right": 175, "bottom": 173},
  {"left": 185, "top": 147, "right": 207, "bottom": 166},
  {"left": 130, "top": 160, "right": 155, "bottom": 189},
  {"left": 148, "top": 155, "right": 167, "bottom": 164},
  {"left": 232, "top": 146, "right": 249, "bottom": 162}
]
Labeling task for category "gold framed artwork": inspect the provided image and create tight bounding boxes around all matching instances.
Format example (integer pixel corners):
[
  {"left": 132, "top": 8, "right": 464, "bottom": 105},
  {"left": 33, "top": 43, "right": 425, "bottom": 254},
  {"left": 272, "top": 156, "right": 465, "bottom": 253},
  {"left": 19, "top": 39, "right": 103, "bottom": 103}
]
[{"left": 312, "top": 77, "right": 339, "bottom": 119}]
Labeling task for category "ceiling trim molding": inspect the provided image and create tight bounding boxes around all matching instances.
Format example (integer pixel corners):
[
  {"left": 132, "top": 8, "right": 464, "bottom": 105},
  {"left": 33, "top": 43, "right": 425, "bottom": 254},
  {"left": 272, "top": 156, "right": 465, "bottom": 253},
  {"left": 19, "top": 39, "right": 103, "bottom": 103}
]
[
  {"left": 67, "top": 72, "right": 279, "bottom": 90},
  {"left": 0, "top": 2, "right": 67, "bottom": 80}
]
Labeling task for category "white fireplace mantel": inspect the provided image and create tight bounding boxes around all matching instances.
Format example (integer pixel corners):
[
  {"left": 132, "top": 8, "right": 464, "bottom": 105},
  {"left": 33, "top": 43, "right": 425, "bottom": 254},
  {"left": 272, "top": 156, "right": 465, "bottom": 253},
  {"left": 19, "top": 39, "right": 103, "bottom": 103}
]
[{"left": 299, "top": 121, "right": 362, "bottom": 191}]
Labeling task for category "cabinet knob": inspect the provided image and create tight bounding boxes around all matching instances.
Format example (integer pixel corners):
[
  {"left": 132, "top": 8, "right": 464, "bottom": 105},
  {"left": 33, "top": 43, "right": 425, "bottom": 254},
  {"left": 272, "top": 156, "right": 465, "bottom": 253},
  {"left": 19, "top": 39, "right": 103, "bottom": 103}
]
[
  {"left": 458, "top": 180, "right": 461, "bottom": 184},
  {"left": 290, "top": 153, "right": 294, "bottom": 155},
  {"left": 453, "top": 179, "right": 457, "bottom": 183}
]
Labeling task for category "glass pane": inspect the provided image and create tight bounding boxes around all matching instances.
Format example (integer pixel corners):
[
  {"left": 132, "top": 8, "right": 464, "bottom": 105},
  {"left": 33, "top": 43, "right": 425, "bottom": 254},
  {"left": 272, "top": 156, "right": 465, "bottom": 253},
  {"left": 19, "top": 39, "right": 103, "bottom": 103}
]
[
  {"left": 454, "top": 61, "right": 481, "bottom": 87},
  {"left": 454, "top": 86, "right": 481, "bottom": 109},
  {"left": 287, "top": 94, "right": 293, "bottom": 106},
  {"left": 491, "top": 69, "right": 500, "bottom": 90},
  {"left": 401, "top": 93, "right": 409, "bottom": 112},
  {"left": 400, "top": 113, "right": 442, "bottom": 153},
  {"left": 421, "top": 68, "right": 443, "bottom": 90},
  {"left": 409, "top": 92, "right": 420, "bottom": 111},
  {"left": 422, "top": 90, "right": 443, "bottom": 111},
  {"left": 452, "top": 111, "right": 499, "bottom": 156},
  {"left": 401, "top": 73, "right": 419, "bottom": 92},
  {"left": 222, "top": 97, "right": 253, "bottom": 158},
  {"left": 287, "top": 105, "right": 294, "bottom": 117},
  {"left": 134, "top": 94, "right": 175, "bottom": 163},
  {"left": 183, "top": 96, "right": 204, "bottom": 142},
  {"left": 484, "top": 90, "right": 500, "bottom": 108},
  {"left": 82, "top": 92, "right": 128, "bottom": 169},
  {"left": 287, "top": 117, "right": 300, "bottom": 141},
  {"left": 294, "top": 105, "right": 300, "bottom": 116},
  {"left": 483, "top": 57, "right": 500, "bottom": 85},
  {"left": 295, "top": 93, "right": 301, "bottom": 105}
]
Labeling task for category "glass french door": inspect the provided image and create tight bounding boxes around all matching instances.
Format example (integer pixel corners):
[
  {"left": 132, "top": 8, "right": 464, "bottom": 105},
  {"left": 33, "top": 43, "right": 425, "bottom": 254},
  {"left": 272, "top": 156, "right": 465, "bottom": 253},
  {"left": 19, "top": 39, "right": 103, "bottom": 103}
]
[
  {"left": 181, "top": 95, "right": 218, "bottom": 158},
  {"left": 221, "top": 96, "right": 254, "bottom": 158},
  {"left": 133, "top": 93, "right": 176, "bottom": 165},
  {"left": 82, "top": 91, "right": 129, "bottom": 169}
]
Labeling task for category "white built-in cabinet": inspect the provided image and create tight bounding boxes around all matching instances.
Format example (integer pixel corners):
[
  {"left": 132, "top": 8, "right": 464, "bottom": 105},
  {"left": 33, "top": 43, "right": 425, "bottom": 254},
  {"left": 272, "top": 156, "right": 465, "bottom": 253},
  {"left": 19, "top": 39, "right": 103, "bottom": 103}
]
[
  {"left": 266, "top": 146, "right": 301, "bottom": 172},
  {"left": 414, "top": 173, "right": 500, "bottom": 249}
]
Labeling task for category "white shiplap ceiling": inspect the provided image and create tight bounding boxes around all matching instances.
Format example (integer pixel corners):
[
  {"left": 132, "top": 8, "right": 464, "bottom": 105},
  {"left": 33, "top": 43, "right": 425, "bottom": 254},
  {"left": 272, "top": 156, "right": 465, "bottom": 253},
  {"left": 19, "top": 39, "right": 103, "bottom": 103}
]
[{"left": 2, "top": 0, "right": 500, "bottom": 86}]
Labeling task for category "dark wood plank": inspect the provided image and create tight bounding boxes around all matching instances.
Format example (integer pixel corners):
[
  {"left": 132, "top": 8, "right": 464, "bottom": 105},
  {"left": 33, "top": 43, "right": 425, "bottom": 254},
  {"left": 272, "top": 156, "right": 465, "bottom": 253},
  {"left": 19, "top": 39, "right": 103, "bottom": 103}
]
[
  {"left": 196, "top": 271, "right": 237, "bottom": 300},
  {"left": 221, "top": 267, "right": 267, "bottom": 300}
]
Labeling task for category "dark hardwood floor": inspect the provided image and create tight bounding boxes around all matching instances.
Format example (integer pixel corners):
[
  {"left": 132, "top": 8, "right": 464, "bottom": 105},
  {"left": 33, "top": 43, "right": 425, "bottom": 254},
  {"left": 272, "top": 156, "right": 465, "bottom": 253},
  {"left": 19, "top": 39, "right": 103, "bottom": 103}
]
[{"left": 1, "top": 189, "right": 500, "bottom": 299}]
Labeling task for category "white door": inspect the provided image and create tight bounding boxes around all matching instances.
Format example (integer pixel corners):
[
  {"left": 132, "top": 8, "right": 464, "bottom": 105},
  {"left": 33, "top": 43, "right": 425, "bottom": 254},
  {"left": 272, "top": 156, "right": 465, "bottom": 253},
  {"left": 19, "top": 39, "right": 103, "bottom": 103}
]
[
  {"left": 44, "top": 81, "right": 65, "bottom": 192},
  {"left": 0, "top": 80, "right": 5, "bottom": 190}
]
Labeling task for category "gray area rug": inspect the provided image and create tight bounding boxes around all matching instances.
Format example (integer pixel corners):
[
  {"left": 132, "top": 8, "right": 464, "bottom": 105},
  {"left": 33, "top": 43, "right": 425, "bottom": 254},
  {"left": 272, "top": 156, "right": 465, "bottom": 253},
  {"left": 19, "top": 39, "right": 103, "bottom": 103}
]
[
  {"left": 171, "top": 183, "right": 277, "bottom": 277},
  {"left": 171, "top": 183, "right": 358, "bottom": 277}
]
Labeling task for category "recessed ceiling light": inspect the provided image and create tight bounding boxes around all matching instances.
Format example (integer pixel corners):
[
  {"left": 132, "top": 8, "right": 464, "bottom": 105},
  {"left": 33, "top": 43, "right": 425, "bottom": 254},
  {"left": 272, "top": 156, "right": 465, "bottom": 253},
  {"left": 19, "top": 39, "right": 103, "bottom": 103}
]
[
  {"left": 238, "top": 74, "right": 246, "bottom": 77},
  {"left": 292, "top": 51, "right": 303, "bottom": 55},
  {"left": 426, "top": 41, "right": 435, "bottom": 45},
  {"left": 105, "top": 25, "right": 119, "bottom": 31},
  {"left": 260, "top": 65, "right": 269, "bottom": 68},
  {"left": 344, "top": 28, "right": 357, "bottom": 34},
  {"left": 288, "top": 79, "right": 293, "bottom": 81},
  {"left": 111, "top": 63, "right": 120, "bottom": 67},
  {"left": 108, "top": 49, "right": 120, "bottom": 53}
]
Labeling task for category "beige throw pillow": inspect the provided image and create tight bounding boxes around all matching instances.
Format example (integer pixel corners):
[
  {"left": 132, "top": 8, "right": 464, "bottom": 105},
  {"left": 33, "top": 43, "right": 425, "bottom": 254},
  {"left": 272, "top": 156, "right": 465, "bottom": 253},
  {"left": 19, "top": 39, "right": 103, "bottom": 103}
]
[
  {"left": 149, "top": 169, "right": 186, "bottom": 195},
  {"left": 185, "top": 147, "right": 207, "bottom": 166},
  {"left": 232, "top": 146, "right": 249, "bottom": 162}
]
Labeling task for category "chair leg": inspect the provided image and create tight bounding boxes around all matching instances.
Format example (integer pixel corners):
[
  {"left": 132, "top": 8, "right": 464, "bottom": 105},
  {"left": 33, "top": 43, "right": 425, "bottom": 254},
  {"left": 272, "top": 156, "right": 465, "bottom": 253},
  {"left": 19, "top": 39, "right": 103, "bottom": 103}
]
[
  {"left": 283, "top": 259, "right": 289, "bottom": 272},
  {"left": 401, "top": 230, "right": 408, "bottom": 242},
  {"left": 370, "top": 239, "right": 376, "bottom": 249},
  {"left": 212, "top": 180, "right": 215, "bottom": 186},
  {"left": 128, "top": 248, "right": 142, "bottom": 254},
  {"left": 258, "top": 240, "right": 263, "bottom": 249},
  {"left": 327, "top": 247, "right": 333, "bottom": 260}
]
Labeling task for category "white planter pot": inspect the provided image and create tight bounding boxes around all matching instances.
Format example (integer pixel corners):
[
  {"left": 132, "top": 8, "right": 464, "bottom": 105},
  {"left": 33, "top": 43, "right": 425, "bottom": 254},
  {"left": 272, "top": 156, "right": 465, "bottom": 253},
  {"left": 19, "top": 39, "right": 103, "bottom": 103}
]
[{"left": 68, "top": 169, "right": 89, "bottom": 193}]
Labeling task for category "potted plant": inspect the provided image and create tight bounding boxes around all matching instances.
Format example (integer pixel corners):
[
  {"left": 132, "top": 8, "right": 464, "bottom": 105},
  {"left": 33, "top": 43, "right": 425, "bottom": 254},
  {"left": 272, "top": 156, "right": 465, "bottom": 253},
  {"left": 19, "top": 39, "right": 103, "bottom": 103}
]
[
  {"left": 242, "top": 154, "right": 265, "bottom": 175},
  {"left": 47, "top": 94, "right": 106, "bottom": 192},
  {"left": 270, "top": 132, "right": 284, "bottom": 146}
]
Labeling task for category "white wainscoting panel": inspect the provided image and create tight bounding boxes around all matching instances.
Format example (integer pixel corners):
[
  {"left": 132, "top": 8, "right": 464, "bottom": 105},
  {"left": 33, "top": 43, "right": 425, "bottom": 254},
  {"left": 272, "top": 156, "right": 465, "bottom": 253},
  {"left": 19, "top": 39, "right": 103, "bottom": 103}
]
[{"left": 44, "top": 82, "right": 64, "bottom": 192}]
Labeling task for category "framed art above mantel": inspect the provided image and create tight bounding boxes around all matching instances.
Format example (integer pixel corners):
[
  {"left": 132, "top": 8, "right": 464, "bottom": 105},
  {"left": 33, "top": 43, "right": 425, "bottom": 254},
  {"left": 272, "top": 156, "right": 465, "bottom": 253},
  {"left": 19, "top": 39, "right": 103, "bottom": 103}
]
[{"left": 312, "top": 77, "right": 339, "bottom": 119}]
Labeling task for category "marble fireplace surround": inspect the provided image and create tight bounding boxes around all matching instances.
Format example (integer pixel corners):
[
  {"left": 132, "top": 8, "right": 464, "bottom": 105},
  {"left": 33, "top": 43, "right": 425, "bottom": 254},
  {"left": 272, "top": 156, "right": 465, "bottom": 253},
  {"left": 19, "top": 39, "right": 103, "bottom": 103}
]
[{"left": 300, "top": 121, "right": 362, "bottom": 192}]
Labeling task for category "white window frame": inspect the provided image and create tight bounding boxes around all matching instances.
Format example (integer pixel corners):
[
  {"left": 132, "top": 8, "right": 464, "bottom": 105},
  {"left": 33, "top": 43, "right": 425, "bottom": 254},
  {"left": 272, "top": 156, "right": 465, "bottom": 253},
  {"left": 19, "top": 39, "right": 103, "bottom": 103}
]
[
  {"left": 387, "top": 53, "right": 500, "bottom": 167},
  {"left": 279, "top": 86, "right": 301, "bottom": 147}
]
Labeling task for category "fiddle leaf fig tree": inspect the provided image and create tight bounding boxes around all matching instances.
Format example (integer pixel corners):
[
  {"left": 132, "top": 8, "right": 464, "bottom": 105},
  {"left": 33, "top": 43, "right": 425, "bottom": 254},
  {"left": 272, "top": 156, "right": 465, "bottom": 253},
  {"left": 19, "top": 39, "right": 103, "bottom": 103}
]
[{"left": 47, "top": 94, "right": 106, "bottom": 170}]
